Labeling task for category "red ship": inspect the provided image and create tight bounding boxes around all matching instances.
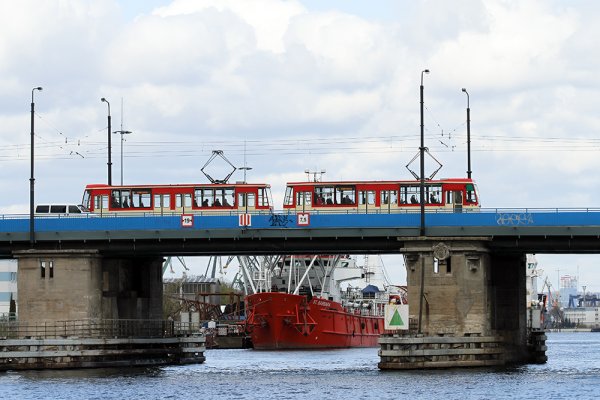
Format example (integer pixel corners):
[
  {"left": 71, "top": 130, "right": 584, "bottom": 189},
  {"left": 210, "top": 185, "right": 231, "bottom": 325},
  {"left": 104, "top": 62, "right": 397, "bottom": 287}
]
[{"left": 242, "top": 255, "right": 406, "bottom": 350}]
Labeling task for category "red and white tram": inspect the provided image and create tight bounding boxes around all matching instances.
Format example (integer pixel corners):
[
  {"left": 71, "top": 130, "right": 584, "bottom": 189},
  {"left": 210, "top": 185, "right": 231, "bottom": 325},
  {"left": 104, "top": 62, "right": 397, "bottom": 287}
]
[
  {"left": 283, "top": 178, "right": 479, "bottom": 213},
  {"left": 82, "top": 183, "right": 272, "bottom": 215}
]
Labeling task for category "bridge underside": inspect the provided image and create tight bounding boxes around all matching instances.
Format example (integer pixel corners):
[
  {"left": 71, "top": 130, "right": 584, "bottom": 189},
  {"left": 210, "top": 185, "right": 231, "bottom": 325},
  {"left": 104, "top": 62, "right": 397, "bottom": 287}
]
[{"left": 3, "top": 233, "right": 600, "bottom": 257}]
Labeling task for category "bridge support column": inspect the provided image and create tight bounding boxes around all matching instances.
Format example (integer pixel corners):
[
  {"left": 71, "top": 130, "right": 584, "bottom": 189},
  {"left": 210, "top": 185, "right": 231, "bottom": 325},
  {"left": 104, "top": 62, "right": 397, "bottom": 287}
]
[
  {"left": 14, "top": 249, "right": 163, "bottom": 322},
  {"left": 378, "top": 238, "right": 544, "bottom": 369},
  {"left": 5, "top": 250, "right": 204, "bottom": 370}
]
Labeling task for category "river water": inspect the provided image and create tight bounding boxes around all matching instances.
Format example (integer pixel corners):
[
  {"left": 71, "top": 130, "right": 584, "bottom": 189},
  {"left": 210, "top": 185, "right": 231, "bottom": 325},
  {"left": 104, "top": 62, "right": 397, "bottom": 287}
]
[{"left": 1, "top": 332, "right": 599, "bottom": 400}]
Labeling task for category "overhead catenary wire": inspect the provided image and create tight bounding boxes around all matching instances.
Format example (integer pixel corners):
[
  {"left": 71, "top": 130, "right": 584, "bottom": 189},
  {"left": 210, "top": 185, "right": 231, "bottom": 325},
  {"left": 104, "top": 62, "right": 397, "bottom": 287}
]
[{"left": 2, "top": 133, "right": 600, "bottom": 162}]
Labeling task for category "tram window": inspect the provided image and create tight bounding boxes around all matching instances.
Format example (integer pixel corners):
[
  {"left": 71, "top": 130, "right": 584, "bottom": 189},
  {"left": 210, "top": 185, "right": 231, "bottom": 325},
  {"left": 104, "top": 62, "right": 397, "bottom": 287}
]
[
  {"left": 223, "top": 188, "right": 235, "bottom": 207},
  {"left": 335, "top": 186, "right": 355, "bottom": 205},
  {"left": 131, "top": 190, "right": 151, "bottom": 208},
  {"left": 211, "top": 191, "right": 219, "bottom": 207},
  {"left": 358, "top": 191, "right": 375, "bottom": 205},
  {"left": 428, "top": 185, "right": 442, "bottom": 204},
  {"left": 400, "top": 185, "right": 419, "bottom": 204},
  {"left": 284, "top": 187, "right": 294, "bottom": 206},
  {"left": 213, "top": 190, "right": 224, "bottom": 207},
  {"left": 122, "top": 190, "right": 131, "bottom": 207},
  {"left": 258, "top": 188, "right": 269, "bottom": 206},
  {"left": 194, "top": 189, "right": 202, "bottom": 207},
  {"left": 465, "top": 184, "right": 477, "bottom": 204},
  {"left": 111, "top": 189, "right": 131, "bottom": 208},
  {"left": 247, "top": 193, "right": 256, "bottom": 207},
  {"left": 82, "top": 191, "right": 91, "bottom": 209},
  {"left": 315, "top": 186, "right": 335, "bottom": 205},
  {"left": 199, "top": 189, "right": 213, "bottom": 207}
]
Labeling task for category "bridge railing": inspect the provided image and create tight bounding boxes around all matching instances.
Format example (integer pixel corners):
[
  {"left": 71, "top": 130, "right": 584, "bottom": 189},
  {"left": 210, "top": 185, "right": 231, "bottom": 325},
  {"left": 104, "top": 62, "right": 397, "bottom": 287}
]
[{"left": 0, "top": 318, "right": 205, "bottom": 339}]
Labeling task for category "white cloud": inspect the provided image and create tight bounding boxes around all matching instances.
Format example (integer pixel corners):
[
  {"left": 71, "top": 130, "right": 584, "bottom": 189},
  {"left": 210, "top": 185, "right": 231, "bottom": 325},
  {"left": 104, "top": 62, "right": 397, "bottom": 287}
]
[{"left": 153, "top": 0, "right": 305, "bottom": 53}]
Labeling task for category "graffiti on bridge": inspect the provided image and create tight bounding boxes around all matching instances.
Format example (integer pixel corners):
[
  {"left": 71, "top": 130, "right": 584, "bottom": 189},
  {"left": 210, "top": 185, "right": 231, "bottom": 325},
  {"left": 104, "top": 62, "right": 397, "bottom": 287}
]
[
  {"left": 269, "top": 214, "right": 291, "bottom": 227},
  {"left": 496, "top": 213, "right": 534, "bottom": 226}
]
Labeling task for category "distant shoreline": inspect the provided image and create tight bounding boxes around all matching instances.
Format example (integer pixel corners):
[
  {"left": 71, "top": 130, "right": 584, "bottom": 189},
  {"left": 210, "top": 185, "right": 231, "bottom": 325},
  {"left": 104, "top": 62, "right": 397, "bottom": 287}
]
[{"left": 547, "top": 328, "right": 594, "bottom": 333}]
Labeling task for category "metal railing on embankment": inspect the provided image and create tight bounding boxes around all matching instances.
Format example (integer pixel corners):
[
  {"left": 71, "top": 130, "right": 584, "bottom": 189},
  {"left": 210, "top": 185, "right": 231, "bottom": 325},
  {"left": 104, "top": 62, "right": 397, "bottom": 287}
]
[{"left": 0, "top": 318, "right": 203, "bottom": 339}]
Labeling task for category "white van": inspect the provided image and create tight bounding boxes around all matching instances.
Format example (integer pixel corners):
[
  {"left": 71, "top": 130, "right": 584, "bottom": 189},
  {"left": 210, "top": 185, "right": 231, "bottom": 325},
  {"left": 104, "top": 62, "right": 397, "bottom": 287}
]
[{"left": 35, "top": 204, "right": 91, "bottom": 217}]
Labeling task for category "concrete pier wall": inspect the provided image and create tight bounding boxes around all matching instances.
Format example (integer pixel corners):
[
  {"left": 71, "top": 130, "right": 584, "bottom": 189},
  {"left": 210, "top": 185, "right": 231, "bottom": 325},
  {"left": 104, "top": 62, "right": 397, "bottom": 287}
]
[
  {"left": 0, "top": 336, "right": 206, "bottom": 370},
  {"left": 5, "top": 250, "right": 202, "bottom": 370},
  {"left": 380, "top": 238, "right": 541, "bottom": 369},
  {"left": 15, "top": 250, "right": 163, "bottom": 323},
  {"left": 403, "top": 239, "right": 493, "bottom": 337}
]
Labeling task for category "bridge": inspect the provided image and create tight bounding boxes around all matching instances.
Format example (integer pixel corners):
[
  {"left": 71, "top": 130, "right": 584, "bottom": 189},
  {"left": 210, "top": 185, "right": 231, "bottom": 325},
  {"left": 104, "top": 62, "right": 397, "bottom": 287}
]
[
  {"left": 1, "top": 208, "right": 600, "bottom": 256},
  {"left": 4, "top": 208, "right": 598, "bottom": 369}
]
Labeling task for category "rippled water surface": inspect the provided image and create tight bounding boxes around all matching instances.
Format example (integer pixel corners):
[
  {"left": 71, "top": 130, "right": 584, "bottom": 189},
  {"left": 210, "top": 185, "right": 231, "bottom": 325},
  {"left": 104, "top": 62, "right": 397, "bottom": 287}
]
[{"left": 2, "top": 332, "right": 600, "bottom": 399}]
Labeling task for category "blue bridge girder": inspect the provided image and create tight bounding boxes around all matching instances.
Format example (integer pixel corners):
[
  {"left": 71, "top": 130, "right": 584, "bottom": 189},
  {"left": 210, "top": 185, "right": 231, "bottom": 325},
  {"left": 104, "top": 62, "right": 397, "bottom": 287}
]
[{"left": 1, "top": 209, "right": 600, "bottom": 257}]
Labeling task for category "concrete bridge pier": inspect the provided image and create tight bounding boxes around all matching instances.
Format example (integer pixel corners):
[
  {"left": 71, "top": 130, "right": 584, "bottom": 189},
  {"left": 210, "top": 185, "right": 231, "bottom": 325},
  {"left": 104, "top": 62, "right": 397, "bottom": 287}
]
[
  {"left": 15, "top": 249, "right": 163, "bottom": 322},
  {"left": 378, "top": 238, "right": 546, "bottom": 369},
  {"left": 3, "top": 250, "right": 205, "bottom": 370}
]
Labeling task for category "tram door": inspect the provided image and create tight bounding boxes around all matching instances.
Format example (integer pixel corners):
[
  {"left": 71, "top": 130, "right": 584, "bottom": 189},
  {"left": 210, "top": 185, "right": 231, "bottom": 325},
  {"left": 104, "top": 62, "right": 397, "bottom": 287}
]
[
  {"left": 358, "top": 190, "right": 375, "bottom": 213},
  {"left": 153, "top": 194, "right": 170, "bottom": 215},
  {"left": 175, "top": 193, "right": 192, "bottom": 213},
  {"left": 94, "top": 195, "right": 109, "bottom": 215},
  {"left": 238, "top": 192, "right": 256, "bottom": 213},
  {"left": 381, "top": 190, "right": 398, "bottom": 214},
  {"left": 295, "top": 191, "right": 311, "bottom": 213},
  {"left": 446, "top": 190, "right": 463, "bottom": 213}
]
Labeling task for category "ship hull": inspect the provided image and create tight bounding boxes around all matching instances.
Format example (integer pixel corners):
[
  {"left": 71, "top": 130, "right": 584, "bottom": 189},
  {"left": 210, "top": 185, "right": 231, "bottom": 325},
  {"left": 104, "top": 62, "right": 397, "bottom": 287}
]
[{"left": 246, "top": 292, "right": 384, "bottom": 350}]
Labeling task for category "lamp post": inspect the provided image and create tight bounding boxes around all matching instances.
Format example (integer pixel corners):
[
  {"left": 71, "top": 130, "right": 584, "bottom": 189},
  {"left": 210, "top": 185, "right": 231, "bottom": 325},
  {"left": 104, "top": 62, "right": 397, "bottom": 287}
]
[
  {"left": 417, "top": 69, "right": 429, "bottom": 335},
  {"left": 114, "top": 130, "right": 131, "bottom": 185},
  {"left": 101, "top": 98, "right": 112, "bottom": 186},
  {"left": 462, "top": 88, "right": 472, "bottom": 179},
  {"left": 419, "top": 69, "right": 429, "bottom": 237},
  {"left": 29, "top": 86, "right": 43, "bottom": 246}
]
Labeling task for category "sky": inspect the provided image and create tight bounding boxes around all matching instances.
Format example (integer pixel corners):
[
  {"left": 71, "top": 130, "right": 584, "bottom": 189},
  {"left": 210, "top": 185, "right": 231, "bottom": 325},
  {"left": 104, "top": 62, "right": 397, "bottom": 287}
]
[{"left": 1, "top": 0, "right": 600, "bottom": 291}]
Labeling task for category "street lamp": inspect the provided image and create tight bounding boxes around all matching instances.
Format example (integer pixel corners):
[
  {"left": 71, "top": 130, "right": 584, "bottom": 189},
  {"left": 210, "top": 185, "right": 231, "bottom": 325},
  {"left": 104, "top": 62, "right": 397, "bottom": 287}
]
[
  {"left": 29, "top": 86, "right": 43, "bottom": 246},
  {"left": 462, "top": 88, "right": 472, "bottom": 179},
  {"left": 419, "top": 69, "right": 429, "bottom": 237},
  {"left": 101, "top": 98, "right": 112, "bottom": 186},
  {"left": 417, "top": 69, "right": 429, "bottom": 335},
  {"left": 114, "top": 130, "right": 131, "bottom": 185}
]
